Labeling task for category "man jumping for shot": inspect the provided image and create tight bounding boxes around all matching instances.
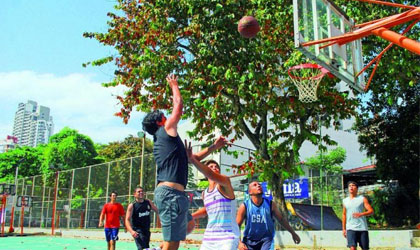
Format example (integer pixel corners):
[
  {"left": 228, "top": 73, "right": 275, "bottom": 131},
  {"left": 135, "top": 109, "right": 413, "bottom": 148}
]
[
  {"left": 142, "top": 74, "right": 229, "bottom": 250},
  {"left": 236, "top": 181, "right": 300, "bottom": 250}
]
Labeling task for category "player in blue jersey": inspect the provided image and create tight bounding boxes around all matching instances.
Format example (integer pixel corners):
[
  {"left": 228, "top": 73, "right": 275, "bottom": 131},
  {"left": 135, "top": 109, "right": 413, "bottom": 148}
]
[{"left": 236, "top": 181, "right": 300, "bottom": 250}]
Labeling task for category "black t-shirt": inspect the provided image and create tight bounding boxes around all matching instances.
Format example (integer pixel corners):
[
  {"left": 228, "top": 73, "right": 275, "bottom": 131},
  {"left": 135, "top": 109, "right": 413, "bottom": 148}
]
[
  {"left": 153, "top": 126, "right": 188, "bottom": 187},
  {"left": 132, "top": 200, "right": 151, "bottom": 232}
]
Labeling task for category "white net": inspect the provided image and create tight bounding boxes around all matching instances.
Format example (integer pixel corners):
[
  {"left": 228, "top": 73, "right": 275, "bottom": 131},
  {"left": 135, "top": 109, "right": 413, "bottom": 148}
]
[
  {"left": 290, "top": 77, "right": 322, "bottom": 103},
  {"left": 288, "top": 64, "right": 327, "bottom": 103}
]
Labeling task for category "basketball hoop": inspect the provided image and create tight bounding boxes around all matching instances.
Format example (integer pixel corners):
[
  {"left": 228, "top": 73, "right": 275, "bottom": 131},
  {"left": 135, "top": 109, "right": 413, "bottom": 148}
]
[{"left": 288, "top": 63, "right": 333, "bottom": 103}]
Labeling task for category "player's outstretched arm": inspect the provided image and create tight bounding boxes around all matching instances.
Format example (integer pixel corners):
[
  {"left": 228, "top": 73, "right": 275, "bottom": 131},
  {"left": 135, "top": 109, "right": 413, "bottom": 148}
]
[
  {"left": 272, "top": 202, "right": 301, "bottom": 244},
  {"left": 165, "top": 74, "right": 183, "bottom": 137},
  {"left": 194, "top": 136, "right": 229, "bottom": 161},
  {"left": 185, "top": 140, "right": 231, "bottom": 187}
]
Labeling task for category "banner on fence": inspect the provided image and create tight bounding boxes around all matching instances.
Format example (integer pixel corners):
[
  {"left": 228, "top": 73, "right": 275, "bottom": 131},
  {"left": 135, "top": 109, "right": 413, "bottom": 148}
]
[{"left": 283, "top": 178, "right": 309, "bottom": 199}]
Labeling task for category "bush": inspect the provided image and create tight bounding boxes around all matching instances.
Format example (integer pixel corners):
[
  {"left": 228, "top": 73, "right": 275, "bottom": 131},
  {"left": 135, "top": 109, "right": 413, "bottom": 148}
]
[{"left": 367, "top": 187, "right": 418, "bottom": 228}]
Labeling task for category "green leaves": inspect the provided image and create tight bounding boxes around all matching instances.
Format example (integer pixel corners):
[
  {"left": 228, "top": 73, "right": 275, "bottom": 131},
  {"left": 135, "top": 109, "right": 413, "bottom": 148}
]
[
  {"left": 0, "top": 146, "right": 45, "bottom": 183},
  {"left": 304, "top": 147, "right": 346, "bottom": 174},
  {"left": 83, "top": 0, "right": 363, "bottom": 208},
  {"left": 42, "top": 127, "right": 100, "bottom": 174}
]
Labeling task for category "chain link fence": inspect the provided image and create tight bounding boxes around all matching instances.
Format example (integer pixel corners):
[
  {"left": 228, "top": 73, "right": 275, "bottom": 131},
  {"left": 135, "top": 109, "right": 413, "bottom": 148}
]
[
  {"left": 1, "top": 153, "right": 348, "bottom": 232},
  {"left": 4, "top": 155, "right": 161, "bottom": 230}
]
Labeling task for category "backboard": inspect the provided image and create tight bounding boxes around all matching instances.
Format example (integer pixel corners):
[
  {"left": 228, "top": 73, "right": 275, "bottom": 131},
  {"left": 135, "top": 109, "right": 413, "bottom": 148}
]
[{"left": 293, "top": 0, "right": 365, "bottom": 92}]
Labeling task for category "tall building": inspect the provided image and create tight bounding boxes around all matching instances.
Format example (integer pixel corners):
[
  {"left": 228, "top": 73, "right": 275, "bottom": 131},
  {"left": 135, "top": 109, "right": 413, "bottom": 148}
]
[{"left": 12, "top": 100, "right": 54, "bottom": 147}]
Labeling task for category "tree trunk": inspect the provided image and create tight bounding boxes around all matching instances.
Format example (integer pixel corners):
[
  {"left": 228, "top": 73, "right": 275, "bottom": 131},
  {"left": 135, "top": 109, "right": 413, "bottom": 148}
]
[{"left": 271, "top": 173, "right": 288, "bottom": 223}]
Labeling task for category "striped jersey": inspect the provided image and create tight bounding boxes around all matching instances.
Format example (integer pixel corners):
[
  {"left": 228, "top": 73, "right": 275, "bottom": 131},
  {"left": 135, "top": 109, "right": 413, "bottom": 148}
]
[{"left": 200, "top": 185, "right": 240, "bottom": 250}]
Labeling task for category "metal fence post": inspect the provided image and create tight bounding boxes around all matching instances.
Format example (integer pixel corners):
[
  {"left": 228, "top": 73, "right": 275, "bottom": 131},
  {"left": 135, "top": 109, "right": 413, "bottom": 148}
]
[
  {"left": 51, "top": 171, "right": 60, "bottom": 235},
  {"left": 106, "top": 163, "right": 110, "bottom": 203},
  {"left": 28, "top": 176, "right": 35, "bottom": 228},
  {"left": 40, "top": 175, "right": 46, "bottom": 228},
  {"left": 84, "top": 167, "right": 91, "bottom": 229},
  {"left": 129, "top": 158, "right": 133, "bottom": 203},
  {"left": 67, "top": 169, "right": 75, "bottom": 229}
]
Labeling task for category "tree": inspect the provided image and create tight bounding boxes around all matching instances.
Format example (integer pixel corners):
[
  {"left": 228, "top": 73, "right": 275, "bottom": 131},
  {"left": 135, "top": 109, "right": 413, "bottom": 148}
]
[
  {"left": 334, "top": 0, "right": 419, "bottom": 226},
  {"left": 83, "top": 0, "right": 359, "bottom": 213},
  {"left": 0, "top": 146, "right": 45, "bottom": 183},
  {"left": 97, "top": 135, "right": 153, "bottom": 162},
  {"left": 355, "top": 85, "right": 419, "bottom": 226},
  {"left": 304, "top": 147, "right": 346, "bottom": 174},
  {"left": 304, "top": 147, "right": 346, "bottom": 214},
  {"left": 41, "top": 127, "right": 101, "bottom": 174}
]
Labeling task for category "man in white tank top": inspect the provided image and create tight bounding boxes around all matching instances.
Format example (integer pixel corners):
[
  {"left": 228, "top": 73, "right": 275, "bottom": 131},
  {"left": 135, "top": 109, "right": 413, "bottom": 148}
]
[{"left": 342, "top": 181, "right": 374, "bottom": 250}]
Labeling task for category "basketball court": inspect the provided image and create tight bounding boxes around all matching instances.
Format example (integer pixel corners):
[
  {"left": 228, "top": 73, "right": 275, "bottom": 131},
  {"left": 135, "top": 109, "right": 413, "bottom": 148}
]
[
  {"left": 0, "top": 236, "right": 200, "bottom": 250},
  {"left": 1, "top": 0, "right": 419, "bottom": 249}
]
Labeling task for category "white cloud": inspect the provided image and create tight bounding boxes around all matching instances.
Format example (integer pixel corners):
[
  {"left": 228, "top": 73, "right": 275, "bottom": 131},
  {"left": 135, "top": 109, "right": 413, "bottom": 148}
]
[{"left": 0, "top": 71, "right": 145, "bottom": 144}]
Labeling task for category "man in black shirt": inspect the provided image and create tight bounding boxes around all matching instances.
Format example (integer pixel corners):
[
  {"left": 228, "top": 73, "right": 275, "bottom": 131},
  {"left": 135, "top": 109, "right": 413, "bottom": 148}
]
[
  {"left": 125, "top": 186, "right": 158, "bottom": 250},
  {"left": 142, "top": 74, "right": 228, "bottom": 250}
]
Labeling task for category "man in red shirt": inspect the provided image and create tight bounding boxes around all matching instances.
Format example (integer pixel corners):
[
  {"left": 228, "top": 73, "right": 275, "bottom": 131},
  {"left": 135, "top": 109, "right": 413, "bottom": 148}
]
[{"left": 99, "top": 191, "right": 126, "bottom": 250}]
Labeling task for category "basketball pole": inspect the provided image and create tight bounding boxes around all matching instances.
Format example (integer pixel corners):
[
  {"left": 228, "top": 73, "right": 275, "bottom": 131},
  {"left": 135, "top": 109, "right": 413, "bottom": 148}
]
[
  {"left": 318, "top": 115, "right": 324, "bottom": 232},
  {"left": 1, "top": 195, "right": 6, "bottom": 237},
  {"left": 138, "top": 131, "right": 145, "bottom": 187},
  {"left": 51, "top": 171, "right": 59, "bottom": 235},
  {"left": 20, "top": 197, "right": 24, "bottom": 236},
  {"left": 9, "top": 162, "right": 21, "bottom": 233}
]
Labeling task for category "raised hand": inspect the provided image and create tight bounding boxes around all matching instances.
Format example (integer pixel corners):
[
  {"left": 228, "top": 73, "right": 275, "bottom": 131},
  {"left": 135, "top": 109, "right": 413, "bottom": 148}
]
[
  {"left": 184, "top": 140, "right": 195, "bottom": 163},
  {"left": 213, "top": 136, "right": 229, "bottom": 150},
  {"left": 166, "top": 74, "right": 178, "bottom": 88}
]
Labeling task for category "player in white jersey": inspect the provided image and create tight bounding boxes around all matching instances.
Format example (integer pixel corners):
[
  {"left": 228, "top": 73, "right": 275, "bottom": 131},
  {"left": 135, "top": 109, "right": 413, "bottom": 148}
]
[
  {"left": 187, "top": 144, "right": 240, "bottom": 250},
  {"left": 342, "top": 181, "right": 374, "bottom": 250}
]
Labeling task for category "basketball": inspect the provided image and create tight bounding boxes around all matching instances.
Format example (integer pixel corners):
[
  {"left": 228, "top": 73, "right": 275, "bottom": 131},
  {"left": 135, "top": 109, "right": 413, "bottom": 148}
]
[{"left": 238, "top": 16, "right": 260, "bottom": 38}]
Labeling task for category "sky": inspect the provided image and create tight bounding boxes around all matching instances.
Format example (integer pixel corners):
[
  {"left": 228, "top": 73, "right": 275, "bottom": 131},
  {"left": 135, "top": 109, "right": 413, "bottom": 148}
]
[{"left": 0, "top": 0, "right": 144, "bottom": 144}]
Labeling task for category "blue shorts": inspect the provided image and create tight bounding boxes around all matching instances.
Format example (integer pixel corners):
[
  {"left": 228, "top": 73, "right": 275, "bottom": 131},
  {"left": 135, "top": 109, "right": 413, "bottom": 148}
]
[
  {"left": 347, "top": 230, "right": 369, "bottom": 249},
  {"left": 104, "top": 228, "right": 119, "bottom": 242},
  {"left": 243, "top": 236, "right": 273, "bottom": 250},
  {"left": 153, "top": 185, "right": 192, "bottom": 242}
]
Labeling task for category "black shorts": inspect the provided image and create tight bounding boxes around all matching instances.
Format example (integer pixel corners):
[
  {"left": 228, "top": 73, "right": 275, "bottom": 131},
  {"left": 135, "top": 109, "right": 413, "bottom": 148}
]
[
  {"left": 134, "top": 229, "right": 151, "bottom": 250},
  {"left": 243, "top": 236, "right": 273, "bottom": 250},
  {"left": 347, "top": 230, "right": 369, "bottom": 250}
]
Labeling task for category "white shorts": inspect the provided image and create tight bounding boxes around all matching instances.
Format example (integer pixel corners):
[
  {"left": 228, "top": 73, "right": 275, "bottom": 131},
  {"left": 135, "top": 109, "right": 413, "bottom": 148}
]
[{"left": 200, "top": 238, "right": 239, "bottom": 250}]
